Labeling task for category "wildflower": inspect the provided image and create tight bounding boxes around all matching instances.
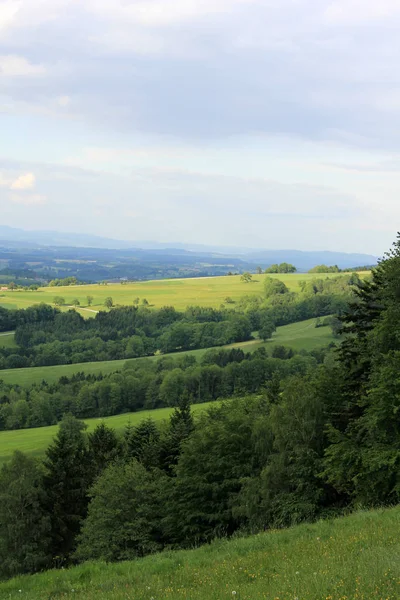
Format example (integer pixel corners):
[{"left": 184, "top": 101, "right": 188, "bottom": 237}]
[{"left": 232, "top": 592, "right": 237, "bottom": 596}]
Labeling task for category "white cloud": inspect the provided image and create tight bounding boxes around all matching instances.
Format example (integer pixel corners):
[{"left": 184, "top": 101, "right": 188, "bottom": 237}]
[
  {"left": 9, "top": 192, "right": 46, "bottom": 205},
  {"left": 10, "top": 172, "right": 36, "bottom": 189},
  {"left": 0, "top": 55, "right": 46, "bottom": 77},
  {"left": 57, "top": 95, "right": 70, "bottom": 107},
  {"left": 324, "top": 0, "right": 400, "bottom": 24}
]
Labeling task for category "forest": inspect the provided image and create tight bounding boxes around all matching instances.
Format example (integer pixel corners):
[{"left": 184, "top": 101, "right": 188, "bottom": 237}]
[{"left": 0, "top": 238, "right": 398, "bottom": 581}]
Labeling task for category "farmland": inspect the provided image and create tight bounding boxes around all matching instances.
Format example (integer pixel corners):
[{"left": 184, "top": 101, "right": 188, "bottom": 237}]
[
  {"left": 0, "top": 317, "right": 335, "bottom": 385},
  {"left": 0, "top": 402, "right": 215, "bottom": 466},
  {"left": 0, "top": 271, "right": 368, "bottom": 312},
  {"left": 2, "top": 505, "right": 399, "bottom": 600}
]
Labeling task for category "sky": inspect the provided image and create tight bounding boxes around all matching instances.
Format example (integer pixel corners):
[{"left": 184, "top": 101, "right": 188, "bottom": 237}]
[{"left": 0, "top": 0, "right": 399, "bottom": 255}]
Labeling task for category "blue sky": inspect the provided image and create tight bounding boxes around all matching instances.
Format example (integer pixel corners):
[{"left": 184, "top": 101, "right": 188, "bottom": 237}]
[{"left": 0, "top": 0, "right": 399, "bottom": 254}]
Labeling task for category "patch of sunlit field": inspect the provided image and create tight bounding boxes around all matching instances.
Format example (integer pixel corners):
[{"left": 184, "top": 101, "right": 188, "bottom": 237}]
[
  {"left": 0, "top": 272, "right": 369, "bottom": 312},
  {"left": 2, "top": 506, "right": 400, "bottom": 599}
]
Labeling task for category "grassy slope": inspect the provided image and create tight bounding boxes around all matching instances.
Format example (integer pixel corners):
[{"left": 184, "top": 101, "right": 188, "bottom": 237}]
[
  {"left": 0, "top": 331, "right": 16, "bottom": 348},
  {"left": 0, "top": 318, "right": 335, "bottom": 385},
  {"left": 0, "top": 402, "right": 214, "bottom": 466},
  {"left": 2, "top": 506, "right": 400, "bottom": 600},
  {"left": 0, "top": 272, "right": 366, "bottom": 312}
]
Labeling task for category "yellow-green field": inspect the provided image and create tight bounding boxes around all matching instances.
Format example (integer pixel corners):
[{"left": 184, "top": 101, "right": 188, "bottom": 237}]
[
  {"left": 0, "top": 272, "right": 367, "bottom": 312},
  {"left": 0, "top": 318, "right": 335, "bottom": 386},
  {"left": 2, "top": 505, "right": 400, "bottom": 600},
  {"left": 0, "top": 402, "right": 214, "bottom": 466}
]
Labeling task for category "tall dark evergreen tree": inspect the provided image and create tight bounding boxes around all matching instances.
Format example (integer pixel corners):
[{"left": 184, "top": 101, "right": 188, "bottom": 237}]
[
  {"left": 43, "top": 415, "right": 92, "bottom": 564},
  {"left": 159, "top": 393, "right": 195, "bottom": 473},
  {"left": 0, "top": 452, "right": 50, "bottom": 579}
]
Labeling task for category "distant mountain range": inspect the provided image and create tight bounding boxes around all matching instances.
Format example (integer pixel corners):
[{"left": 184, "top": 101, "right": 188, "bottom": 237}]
[{"left": 0, "top": 225, "right": 379, "bottom": 272}]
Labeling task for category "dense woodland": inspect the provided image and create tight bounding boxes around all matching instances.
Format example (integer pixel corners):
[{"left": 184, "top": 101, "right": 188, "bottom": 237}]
[
  {"left": 0, "top": 242, "right": 396, "bottom": 581},
  {"left": 0, "top": 274, "right": 357, "bottom": 369}
]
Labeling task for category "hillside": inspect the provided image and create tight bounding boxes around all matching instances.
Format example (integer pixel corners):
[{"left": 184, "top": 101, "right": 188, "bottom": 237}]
[
  {"left": 0, "top": 318, "right": 335, "bottom": 385},
  {"left": 0, "top": 272, "right": 368, "bottom": 312},
  {"left": 1, "top": 505, "right": 399, "bottom": 599}
]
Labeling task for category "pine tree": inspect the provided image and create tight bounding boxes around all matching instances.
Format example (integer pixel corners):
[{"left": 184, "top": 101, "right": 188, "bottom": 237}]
[
  {"left": 88, "top": 422, "right": 121, "bottom": 478},
  {"left": 159, "top": 393, "right": 195, "bottom": 474},
  {"left": 43, "top": 415, "right": 92, "bottom": 564},
  {"left": 124, "top": 418, "right": 161, "bottom": 469},
  {"left": 0, "top": 452, "right": 50, "bottom": 578}
]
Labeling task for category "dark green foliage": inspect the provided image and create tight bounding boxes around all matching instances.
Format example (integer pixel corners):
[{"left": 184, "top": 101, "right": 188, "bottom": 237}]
[
  {"left": 0, "top": 452, "right": 50, "bottom": 579},
  {"left": 88, "top": 423, "right": 121, "bottom": 477},
  {"left": 159, "top": 394, "right": 194, "bottom": 473},
  {"left": 76, "top": 460, "right": 167, "bottom": 562},
  {"left": 124, "top": 418, "right": 161, "bottom": 469},
  {"left": 43, "top": 415, "right": 92, "bottom": 564}
]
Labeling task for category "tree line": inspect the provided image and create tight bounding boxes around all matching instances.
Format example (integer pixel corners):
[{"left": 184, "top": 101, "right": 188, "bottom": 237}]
[{"left": 0, "top": 346, "right": 323, "bottom": 431}]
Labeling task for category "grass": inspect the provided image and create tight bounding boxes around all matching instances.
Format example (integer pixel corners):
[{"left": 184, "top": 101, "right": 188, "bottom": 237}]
[
  {"left": 0, "top": 331, "right": 16, "bottom": 348},
  {"left": 0, "top": 272, "right": 368, "bottom": 312},
  {"left": 0, "top": 402, "right": 214, "bottom": 466},
  {"left": 2, "top": 505, "right": 400, "bottom": 599},
  {"left": 0, "top": 318, "right": 335, "bottom": 386}
]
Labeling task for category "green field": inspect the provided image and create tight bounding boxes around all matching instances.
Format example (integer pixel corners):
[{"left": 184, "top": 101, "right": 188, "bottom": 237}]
[
  {"left": 0, "top": 331, "right": 16, "bottom": 348},
  {"left": 0, "top": 272, "right": 367, "bottom": 312},
  {"left": 2, "top": 505, "right": 399, "bottom": 600},
  {"left": 0, "top": 402, "right": 214, "bottom": 466},
  {"left": 0, "top": 318, "right": 335, "bottom": 386}
]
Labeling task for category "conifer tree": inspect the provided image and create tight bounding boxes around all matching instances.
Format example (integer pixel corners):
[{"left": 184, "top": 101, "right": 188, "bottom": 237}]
[
  {"left": 0, "top": 452, "right": 50, "bottom": 578},
  {"left": 43, "top": 414, "right": 92, "bottom": 564}
]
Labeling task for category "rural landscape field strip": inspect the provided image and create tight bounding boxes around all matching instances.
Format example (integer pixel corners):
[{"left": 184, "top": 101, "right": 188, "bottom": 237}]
[
  {"left": 0, "top": 272, "right": 367, "bottom": 311},
  {"left": 0, "top": 318, "right": 335, "bottom": 385},
  {"left": 2, "top": 505, "right": 399, "bottom": 600},
  {"left": 0, "top": 402, "right": 214, "bottom": 466}
]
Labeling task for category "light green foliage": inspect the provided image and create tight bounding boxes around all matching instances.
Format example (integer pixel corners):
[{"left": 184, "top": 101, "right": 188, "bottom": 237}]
[
  {"left": 264, "top": 276, "right": 289, "bottom": 297},
  {"left": 103, "top": 297, "right": 113, "bottom": 308},
  {"left": 240, "top": 272, "right": 252, "bottom": 283},
  {"left": 53, "top": 296, "right": 65, "bottom": 306},
  {"left": 76, "top": 460, "right": 166, "bottom": 563}
]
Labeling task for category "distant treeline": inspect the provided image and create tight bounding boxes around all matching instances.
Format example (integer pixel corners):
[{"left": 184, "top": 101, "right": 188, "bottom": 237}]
[{"left": 0, "top": 346, "right": 325, "bottom": 431}]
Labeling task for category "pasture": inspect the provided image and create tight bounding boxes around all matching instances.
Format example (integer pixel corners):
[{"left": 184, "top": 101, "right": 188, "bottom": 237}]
[
  {"left": 0, "top": 402, "right": 214, "bottom": 466},
  {"left": 0, "top": 271, "right": 367, "bottom": 312},
  {"left": 0, "top": 318, "right": 336, "bottom": 386},
  {"left": 2, "top": 505, "right": 399, "bottom": 600},
  {"left": 0, "top": 331, "right": 16, "bottom": 348}
]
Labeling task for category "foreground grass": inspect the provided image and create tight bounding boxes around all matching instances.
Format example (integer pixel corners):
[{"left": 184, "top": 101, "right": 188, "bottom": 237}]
[
  {"left": 2, "top": 506, "right": 400, "bottom": 600},
  {"left": 0, "top": 318, "right": 335, "bottom": 385},
  {"left": 0, "top": 272, "right": 367, "bottom": 312},
  {"left": 0, "top": 402, "right": 213, "bottom": 466}
]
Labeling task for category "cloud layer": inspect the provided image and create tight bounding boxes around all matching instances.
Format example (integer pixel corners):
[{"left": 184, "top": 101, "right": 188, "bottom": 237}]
[{"left": 0, "top": 0, "right": 398, "bottom": 253}]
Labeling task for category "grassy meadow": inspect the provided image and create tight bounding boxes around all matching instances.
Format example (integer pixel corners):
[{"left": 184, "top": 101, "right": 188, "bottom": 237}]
[
  {"left": 0, "top": 272, "right": 367, "bottom": 312},
  {"left": 2, "top": 505, "right": 400, "bottom": 600},
  {"left": 0, "top": 331, "right": 16, "bottom": 348},
  {"left": 0, "top": 402, "right": 214, "bottom": 466},
  {"left": 0, "top": 318, "right": 335, "bottom": 386}
]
